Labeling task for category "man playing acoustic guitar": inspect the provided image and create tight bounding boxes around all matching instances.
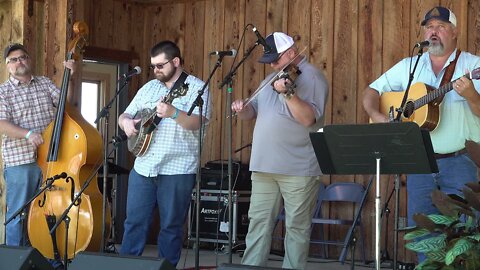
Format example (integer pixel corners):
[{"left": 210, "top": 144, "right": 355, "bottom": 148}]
[{"left": 362, "top": 6, "right": 480, "bottom": 263}]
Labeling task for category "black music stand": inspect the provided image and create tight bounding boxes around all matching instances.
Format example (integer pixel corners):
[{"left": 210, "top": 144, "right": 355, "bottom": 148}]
[{"left": 309, "top": 122, "right": 438, "bottom": 270}]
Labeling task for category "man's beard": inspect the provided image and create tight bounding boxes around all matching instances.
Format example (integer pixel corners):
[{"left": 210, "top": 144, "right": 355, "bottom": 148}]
[
  {"left": 12, "top": 65, "right": 31, "bottom": 76},
  {"left": 156, "top": 66, "right": 176, "bottom": 83},
  {"left": 428, "top": 42, "right": 445, "bottom": 56}
]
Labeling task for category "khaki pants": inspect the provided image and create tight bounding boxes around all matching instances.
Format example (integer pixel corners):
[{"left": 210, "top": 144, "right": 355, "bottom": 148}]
[{"left": 241, "top": 172, "right": 321, "bottom": 269}]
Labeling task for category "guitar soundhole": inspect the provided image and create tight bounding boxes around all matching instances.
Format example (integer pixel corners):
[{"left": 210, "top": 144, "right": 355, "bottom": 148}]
[{"left": 403, "top": 101, "right": 415, "bottom": 118}]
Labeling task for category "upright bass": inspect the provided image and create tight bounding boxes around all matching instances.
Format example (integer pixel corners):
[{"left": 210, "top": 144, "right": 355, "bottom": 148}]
[{"left": 27, "top": 22, "right": 110, "bottom": 260}]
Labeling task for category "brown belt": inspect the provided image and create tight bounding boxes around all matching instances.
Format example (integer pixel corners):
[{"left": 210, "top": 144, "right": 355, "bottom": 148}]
[{"left": 434, "top": 148, "right": 467, "bottom": 159}]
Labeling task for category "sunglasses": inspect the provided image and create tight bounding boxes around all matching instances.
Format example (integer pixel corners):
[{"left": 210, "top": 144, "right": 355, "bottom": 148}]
[
  {"left": 6, "top": 54, "right": 29, "bottom": 64},
  {"left": 150, "top": 59, "right": 172, "bottom": 70}
]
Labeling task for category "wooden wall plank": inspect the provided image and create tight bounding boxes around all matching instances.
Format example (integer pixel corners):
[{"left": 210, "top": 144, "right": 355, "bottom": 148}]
[
  {"left": 202, "top": 0, "right": 225, "bottom": 162},
  {"left": 467, "top": 0, "right": 480, "bottom": 55}
]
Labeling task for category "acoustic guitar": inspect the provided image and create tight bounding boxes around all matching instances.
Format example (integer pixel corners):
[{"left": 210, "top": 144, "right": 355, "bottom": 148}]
[{"left": 378, "top": 67, "right": 480, "bottom": 131}]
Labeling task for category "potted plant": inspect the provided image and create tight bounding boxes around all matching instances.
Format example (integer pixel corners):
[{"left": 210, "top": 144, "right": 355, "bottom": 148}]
[{"left": 404, "top": 182, "right": 480, "bottom": 270}]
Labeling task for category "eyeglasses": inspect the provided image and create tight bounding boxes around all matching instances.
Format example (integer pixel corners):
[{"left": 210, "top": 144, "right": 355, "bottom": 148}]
[
  {"left": 6, "top": 54, "right": 29, "bottom": 64},
  {"left": 150, "top": 59, "right": 172, "bottom": 70}
]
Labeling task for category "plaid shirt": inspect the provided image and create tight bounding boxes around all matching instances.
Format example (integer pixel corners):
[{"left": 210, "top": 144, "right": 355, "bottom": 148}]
[
  {"left": 124, "top": 73, "right": 211, "bottom": 176},
  {"left": 0, "top": 76, "right": 59, "bottom": 167}
]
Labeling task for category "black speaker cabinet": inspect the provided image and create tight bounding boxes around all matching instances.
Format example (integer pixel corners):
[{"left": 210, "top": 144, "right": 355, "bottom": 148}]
[
  {"left": 68, "top": 252, "right": 175, "bottom": 270},
  {"left": 218, "top": 263, "right": 281, "bottom": 270},
  {"left": 0, "top": 245, "right": 53, "bottom": 270}
]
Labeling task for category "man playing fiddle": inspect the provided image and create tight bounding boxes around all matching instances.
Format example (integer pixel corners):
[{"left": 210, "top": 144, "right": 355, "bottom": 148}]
[{"left": 231, "top": 32, "right": 329, "bottom": 269}]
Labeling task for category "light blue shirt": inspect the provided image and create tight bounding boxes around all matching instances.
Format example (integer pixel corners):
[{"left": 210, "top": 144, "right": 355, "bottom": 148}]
[
  {"left": 124, "top": 73, "right": 211, "bottom": 176},
  {"left": 249, "top": 57, "right": 329, "bottom": 176},
  {"left": 370, "top": 49, "right": 480, "bottom": 153}
]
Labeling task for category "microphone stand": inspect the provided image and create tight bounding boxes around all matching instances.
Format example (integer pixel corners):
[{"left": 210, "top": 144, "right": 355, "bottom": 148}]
[
  {"left": 389, "top": 46, "right": 425, "bottom": 270},
  {"left": 394, "top": 47, "right": 425, "bottom": 122},
  {"left": 187, "top": 55, "right": 224, "bottom": 270},
  {"left": 219, "top": 42, "right": 258, "bottom": 263},
  {"left": 94, "top": 77, "right": 131, "bottom": 252},
  {"left": 49, "top": 144, "right": 120, "bottom": 270}
]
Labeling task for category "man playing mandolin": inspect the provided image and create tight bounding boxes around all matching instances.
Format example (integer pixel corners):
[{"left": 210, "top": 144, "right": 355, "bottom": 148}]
[
  {"left": 118, "top": 40, "right": 211, "bottom": 267},
  {"left": 362, "top": 6, "right": 480, "bottom": 263}
]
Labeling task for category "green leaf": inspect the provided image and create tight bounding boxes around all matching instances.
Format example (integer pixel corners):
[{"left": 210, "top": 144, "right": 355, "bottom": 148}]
[
  {"left": 404, "top": 228, "right": 430, "bottom": 240},
  {"left": 428, "top": 214, "right": 456, "bottom": 225},
  {"left": 467, "top": 234, "right": 480, "bottom": 242},
  {"left": 425, "top": 249, "right": 446, "bottom": 262},
  {"left": 445, "top": 238, "right": 473, "bottom": 265},
  {"left": 406, "top": 235, "right": 446, "bottom": 253},
  {"left": 415, "top": 260, "right": 442, "bottom": 270}
]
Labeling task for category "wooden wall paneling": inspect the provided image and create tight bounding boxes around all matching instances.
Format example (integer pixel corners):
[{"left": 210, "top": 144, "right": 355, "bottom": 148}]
[
  {"left": 92, "top": 0, "right": 115, "bottom": 48},
  {"left": 184, "top": 1, "right": 206, "bottom": 77},
  {"left": 332, "top": 0, "right": 358, "bottom": 125},
  {"left": 184, "top": 0, "right": 207, "bottom": 162},
  {"left": 202, "top": 0, "right": 225, "bottom": 163},
  {"left": 357, "top": 0, "right": 383, "bottom": 124},
  {"left": 382, "top": 0, "right": 410, "bottom": 72},
  {"left": 128, "top": 5, "right": 147, "bottom": 96},
  {"left": 467, "top": 0, "right": 480, "bottom": 54},
  {"left": 23, "top": 0, "right": 46, "bottom": 76},
  {"left": 357, "top": 0, "right": 383, "bottom": 260},
  {"left": 310, "top": 0, "right": 334, "bottom": 127},
  {"left": 223, "top": 0, "right": 245, "bottom": 164},
  {"left": 42, "top": 0, "right": 66, "bottom": 84},
  {"left": 287, "top": 0, "right": 311, "bottom": 55},
  {"left": 112, "top": 1, "right": 133, "bottom": 51},
  {"left": 236, "top": 0, "right": 267, "bottom": 165}
]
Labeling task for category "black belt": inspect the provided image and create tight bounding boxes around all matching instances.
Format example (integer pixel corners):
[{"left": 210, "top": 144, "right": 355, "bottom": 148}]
[{"left": 434, "top": 148, "right": 467, "bottom": 159}]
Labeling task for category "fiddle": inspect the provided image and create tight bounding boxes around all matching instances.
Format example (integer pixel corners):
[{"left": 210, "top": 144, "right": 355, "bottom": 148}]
[
  {"left": 271, "top": 63, "right": 302, "bottom": 94},
  {"left": 241, "top": 46, "right": 306, "bottom": 108}
]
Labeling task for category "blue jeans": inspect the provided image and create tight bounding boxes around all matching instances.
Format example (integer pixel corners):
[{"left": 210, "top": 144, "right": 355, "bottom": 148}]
[
  {"left": 120, "top": 169, "right": 195, "bottom": 266},
  {"left": 4, "top": 163, "right": 42, "bottom": 246},
  {"left": 407, "top": 153, "right": 478, "bottom": 263}
]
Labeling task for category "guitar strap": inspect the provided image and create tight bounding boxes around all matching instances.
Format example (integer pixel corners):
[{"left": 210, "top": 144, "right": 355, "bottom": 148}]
[
  {"left": 153, "top": 71, "right": 189, "bottom": 126},
  {"left": 432, "top": 49, "right": 461, "bottom": 106}
]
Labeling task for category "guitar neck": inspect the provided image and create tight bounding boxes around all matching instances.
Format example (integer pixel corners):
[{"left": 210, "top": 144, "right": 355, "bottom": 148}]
[{"left": 413, "top": 81, "right": 453, "bottom": 109}]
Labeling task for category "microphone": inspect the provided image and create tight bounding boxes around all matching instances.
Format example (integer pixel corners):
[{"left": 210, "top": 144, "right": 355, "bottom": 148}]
[
  {"left": 252, "top": 26, "right": 271, "bottom": 53},
  {"left": 120, "top": 66, "right": 142, "bottom": 79},
  {"left": 415, "top": 40, "right": 431, "bottom": 49},
  {"left": 209, "top": 49, "right": 237, "bottom": 57},
  {"left": 112, "top": 134, "right": 128, "bottom": 145}
]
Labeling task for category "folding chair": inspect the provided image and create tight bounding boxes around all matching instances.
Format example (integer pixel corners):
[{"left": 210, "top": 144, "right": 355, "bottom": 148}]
[{"left": 309, "top": 182, "right": 367, "bottom": 263}]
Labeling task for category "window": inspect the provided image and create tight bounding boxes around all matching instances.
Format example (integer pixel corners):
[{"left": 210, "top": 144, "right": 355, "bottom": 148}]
[{"left": 81, "top": 81, "right": 100, "bottom": 127}]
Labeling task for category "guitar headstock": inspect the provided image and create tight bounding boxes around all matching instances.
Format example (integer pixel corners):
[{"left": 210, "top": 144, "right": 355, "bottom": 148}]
[{"left": 468, "top": 67, "right": 480, "bottom": 80}]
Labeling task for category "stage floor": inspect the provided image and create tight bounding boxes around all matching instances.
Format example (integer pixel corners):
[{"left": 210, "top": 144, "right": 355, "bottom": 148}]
[{"left": 134, "top": 244, "right": 377, "bottom": 270}]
